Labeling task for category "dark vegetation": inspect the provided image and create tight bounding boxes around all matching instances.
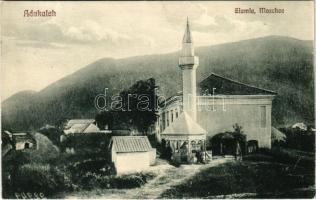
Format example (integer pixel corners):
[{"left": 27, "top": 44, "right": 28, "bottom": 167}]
[
  {"left": 2, "top": 77, "right": 159, "bottom": 198},
  {"left": 160, "top": 147, "right": 315, "bottom": 198},
  {"left": 1, "top": 36, "right": 314, "bottom": 198},
  {"left": 95, "top": 78, "right": 158, "bottom": 134},
  {"left": 208, "top": 123, "right": 247, "bottom": 155},
  {"left": 38, "top": 126, "right": 62, "bottom": 147},
  {"left": 60, "top": 133, "right": 111, "bottom": 154},
  {"left": 2, "top": 36, "right": 314, "bottom": 131},
  {"left": 277, "top": 126, "right": 315, "bottom": 152},
  {"left": 159, "top": 125, "right": 315, "bottom": 198},
  {"left": 2, "top": 132, "right": 156, "bottom": 198},
  {"left": 2, "top": 125, "right": 314, "bottom": 198}
]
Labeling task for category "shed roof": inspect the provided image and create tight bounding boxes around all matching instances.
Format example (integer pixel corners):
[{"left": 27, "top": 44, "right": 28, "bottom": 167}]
[
  {"left": 161, "top": 112, "right": 206, "bottom": 136},
  {"left": 12, "top": 133, "right": 36, "bottom": 143},
  {"left": 111, "top": 136, "right": 153, "bottom": 153}
]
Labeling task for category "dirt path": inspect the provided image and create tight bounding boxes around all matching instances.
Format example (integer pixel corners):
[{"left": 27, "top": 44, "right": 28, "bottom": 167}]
[{"left": 65, "top": 158, "right": 229, "bottom": 199}]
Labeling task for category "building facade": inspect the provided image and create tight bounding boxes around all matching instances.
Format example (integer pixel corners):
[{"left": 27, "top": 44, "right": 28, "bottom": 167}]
[
  {"left": 110, "top": 136, "right": 156, "bottom": 174},
  {"left": 156, "top": 19, "right": 276, "bottom": 159}
]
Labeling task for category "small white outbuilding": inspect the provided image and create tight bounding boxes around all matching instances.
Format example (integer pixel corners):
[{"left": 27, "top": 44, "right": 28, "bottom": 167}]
[{"left": 110, "top": 136, "right": 156, "bottom": 174}]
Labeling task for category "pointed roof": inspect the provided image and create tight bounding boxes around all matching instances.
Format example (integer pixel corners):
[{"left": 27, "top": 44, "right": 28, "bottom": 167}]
[
  {"left": 161, "top": 112, "right": 206, "bottom": 135},
  {"left": 199, "top": 73, "right": 277, "bottom": 95},
  {"left": 182, "top": 17, "right": 192, "bottom": 43}
]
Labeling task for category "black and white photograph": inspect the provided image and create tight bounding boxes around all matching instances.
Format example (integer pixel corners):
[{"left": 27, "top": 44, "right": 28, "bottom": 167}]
[{"left": 1, "top": 1, "right": 315, "bottom": 199}]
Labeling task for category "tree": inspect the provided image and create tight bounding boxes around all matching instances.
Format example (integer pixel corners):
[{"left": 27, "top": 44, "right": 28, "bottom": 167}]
[
  {"left": 95, "top": 78, "right": 159, "bottom": 135},
  {"left": 95, "top": 111, "right": 114, "bottom": 130},
  {"left": 119, "top": 78, "right": 158, "bottom": 134},
  {"left": 210, "top": 123, "right": 247, "bottom": 156}
]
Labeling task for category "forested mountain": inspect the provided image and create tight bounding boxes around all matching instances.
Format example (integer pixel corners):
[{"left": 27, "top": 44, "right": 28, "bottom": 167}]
[{"left": 2, "top": 36, "right": 314, "bottom": 130}]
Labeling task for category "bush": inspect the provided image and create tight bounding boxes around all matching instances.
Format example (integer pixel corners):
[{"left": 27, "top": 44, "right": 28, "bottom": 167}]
[
  {"left": 25, "top": 133, "right": 60, "bottom": 163},
  {"left": 77, "top": 171, "right": 157, "bottom": 190},
  {"left": 61, "top": 133, "right": 111, "bottom": 154},
  {"left": 170, "top": 157, "right": 181, "bottom": 167},
  {"left": 78, "top": 172, "right": 103, "bottom": 190},
  {"left": 11, "top": 163, "right": 73, "bottom": 197},
  {"left": 258, "top": 147, "right": 314, "bottom": 171},
  {"left": 160, "top": 161, "right": 314, "bottom": 198},
  {"left": 147, "top": 134, "right": 158, "bottom": 148},
  {"left": 68, "top": 159, "right": 114, "bottom": 183},
  {"left": 38, "top": 126, "right": 62, "bottom": 147},
  {"left": 243, "top": 153, "right": 275, "bottom": 162},
  {"left": 279, "top": 127, "right": 315, "bottom": 152}
]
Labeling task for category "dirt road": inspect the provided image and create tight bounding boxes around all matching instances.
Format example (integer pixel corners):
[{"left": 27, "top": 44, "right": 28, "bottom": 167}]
[{"left": 65, "top": 158, "right": 229, "bottom": 199}]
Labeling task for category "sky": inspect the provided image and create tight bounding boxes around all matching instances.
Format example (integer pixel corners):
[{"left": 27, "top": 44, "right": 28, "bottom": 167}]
[{"left": 1, "top": 1, "right": 314, "bottom": 100}]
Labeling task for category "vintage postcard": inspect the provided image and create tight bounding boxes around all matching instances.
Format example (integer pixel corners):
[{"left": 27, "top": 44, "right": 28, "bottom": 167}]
[{"left": 1, "top": 1, "right": 315, "bottom": 199}]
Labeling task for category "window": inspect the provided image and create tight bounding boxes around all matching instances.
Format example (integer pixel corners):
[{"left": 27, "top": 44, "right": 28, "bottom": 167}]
[
  {"left": 260, "top": 106, "right": 267, "bottom": 128},
  {"left": 166, "top": 111, "right": 169, "bottom": 126},
  {"left": 162, "top": 112, "right": 165, "bottom": 130},
  {"left": 171, "top": 110, "right": 174, "bottom": 122},
  {"left": 175, "top": 108, "right": 178, "bottom": 118}
]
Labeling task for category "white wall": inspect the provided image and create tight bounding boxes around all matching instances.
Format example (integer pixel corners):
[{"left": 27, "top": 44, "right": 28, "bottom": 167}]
[
  {"left": 157, "top": 95, "right": 274, "bottom": 148},
  {"left": 114, "top": 152, "right": 151, "bottom": 174},
  {"left": 149, "top": 149, "right": 156, "bottom": 165},
  {"left": 197, "top": 97, "right": 273, "bottom": 148},
  {"left": 15, "top": 141, "right": 34, "bottom": 150}
]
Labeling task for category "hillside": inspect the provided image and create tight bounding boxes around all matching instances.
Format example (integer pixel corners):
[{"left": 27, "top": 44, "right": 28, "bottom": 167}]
[{"left": 2, "top": 36, "right": 314, "bottom": 130}]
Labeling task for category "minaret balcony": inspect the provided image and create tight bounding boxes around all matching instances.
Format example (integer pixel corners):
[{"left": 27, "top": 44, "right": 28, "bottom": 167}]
[{"left": 179, "top": 56, "right": 199, "bottom": 69}]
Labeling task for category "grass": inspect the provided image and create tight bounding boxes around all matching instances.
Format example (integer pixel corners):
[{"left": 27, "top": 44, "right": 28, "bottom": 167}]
[
  {"left": 2, "top": 132, "right": 157, "bottom": 199},
  {"left": 160, "top": 148, "right": 315, "bottom": 199}
]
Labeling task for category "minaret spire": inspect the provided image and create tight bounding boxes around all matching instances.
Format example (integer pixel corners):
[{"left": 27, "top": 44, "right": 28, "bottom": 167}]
[
  {"left": 180, "top": 17, "right": 195, "bottom": 57},
  {"left": 179, "top": 18, "right": 199, "bottom": 121},
  {"left": 183, "top": 17, "right": 192, "bottom": 43}
]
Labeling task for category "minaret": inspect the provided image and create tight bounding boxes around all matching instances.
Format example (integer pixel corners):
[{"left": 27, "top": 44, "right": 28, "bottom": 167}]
[{"left": 179, "top": 18, "right": 199, "bottom": 121}]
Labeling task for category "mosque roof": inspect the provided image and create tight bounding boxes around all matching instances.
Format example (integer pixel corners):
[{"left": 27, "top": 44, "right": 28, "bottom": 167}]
[
  {"left": 199, "top": 73, "right": 277, "bottom": 95},
  {"left": 161, "top": 111, "right": 206, "bottom": 136}
]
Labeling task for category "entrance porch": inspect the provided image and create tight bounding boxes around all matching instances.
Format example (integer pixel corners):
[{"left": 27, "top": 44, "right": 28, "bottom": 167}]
[{"left": 160, "top": 112, "right": 208, "bottom": 164}]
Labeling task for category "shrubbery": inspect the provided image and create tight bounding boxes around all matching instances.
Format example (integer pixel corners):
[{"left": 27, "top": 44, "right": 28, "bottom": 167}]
[
  {"left": 4, "top": 163, "right": 74, "bottom": 197},
  {"left": 77, "top": 171, "right": 156, "bottom": 190},
  {"left": 258, "top": 147, "right": 314, "bottom": 170},
  {"left": 208, "top": 124, "right": 247, "bottom": 155},
  {"left": 3, "top": 132, "right": 157, "bottom": 198},
  {"left": 67, "top": 158, "right": 114, "bottom": 183},
  {"left": 60, "top": 133, "right": 111, "bottom": 154},
  {"left": 38, "top": 126, "right": 62, "bottom": 147},
  {"left": 278, "top": 127, "right": 315, "bottom": 152},
  {"left": 66, "top": 157, "right": 156, "bottom": 190},
  {"left": 3, "top": 152, "right": 156, "bottom": 198},
  {"left": 160, "top": 160, "right": 314, "bottom": 198}
]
